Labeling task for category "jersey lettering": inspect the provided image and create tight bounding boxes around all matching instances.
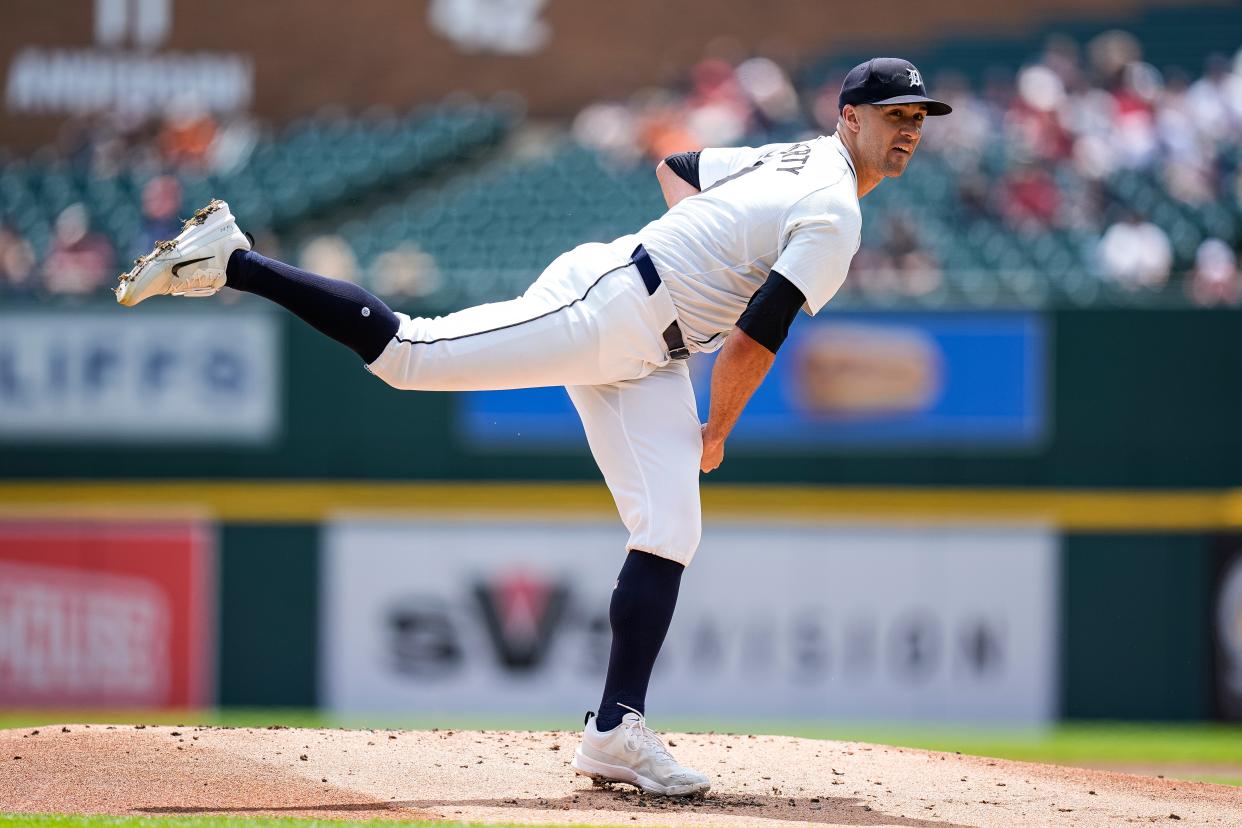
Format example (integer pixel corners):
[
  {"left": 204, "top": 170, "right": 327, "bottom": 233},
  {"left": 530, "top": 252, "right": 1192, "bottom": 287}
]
[{"left": 776, "top": 143, "right": 812, "bottom": 176}]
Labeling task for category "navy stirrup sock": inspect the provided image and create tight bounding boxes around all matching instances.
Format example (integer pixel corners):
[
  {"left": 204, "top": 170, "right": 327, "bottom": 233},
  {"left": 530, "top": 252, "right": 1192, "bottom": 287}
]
[
  {"left": 226, "top": 249, "right": 400, "bottom": 364},
  {"left": 594, "top": 549, "right": 684, "bottom": 732}
]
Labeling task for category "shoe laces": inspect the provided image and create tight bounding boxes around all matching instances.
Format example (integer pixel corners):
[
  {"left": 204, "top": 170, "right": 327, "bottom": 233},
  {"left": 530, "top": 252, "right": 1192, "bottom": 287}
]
[{"left": 616, "top": 704, "right": 675, "bottom": 761}]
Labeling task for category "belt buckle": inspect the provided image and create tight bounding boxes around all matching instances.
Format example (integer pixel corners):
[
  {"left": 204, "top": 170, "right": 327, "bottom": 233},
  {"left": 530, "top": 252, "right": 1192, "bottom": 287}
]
[{"left": 662, "top": 320, "right": 689, "bottom": 360}]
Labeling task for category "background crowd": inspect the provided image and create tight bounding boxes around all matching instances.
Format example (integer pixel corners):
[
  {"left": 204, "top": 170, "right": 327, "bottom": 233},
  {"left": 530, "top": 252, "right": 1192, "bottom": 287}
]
[
  {"left": 576, "top": 31, "right": 1242, "bottom": 305},
  {"left": 2, "top": 29, "right": 1240, "bottom": 307}
]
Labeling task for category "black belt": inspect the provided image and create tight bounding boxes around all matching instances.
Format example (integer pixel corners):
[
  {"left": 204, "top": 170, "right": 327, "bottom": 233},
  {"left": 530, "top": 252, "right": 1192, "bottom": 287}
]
[{"left": 631, "top": 244, "right": 690, "bottom": 360}]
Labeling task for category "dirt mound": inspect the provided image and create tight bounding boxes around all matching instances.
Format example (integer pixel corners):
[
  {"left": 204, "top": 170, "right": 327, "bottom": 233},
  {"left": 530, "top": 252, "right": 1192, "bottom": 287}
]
[{"left": 2, "top": 724, "right": 1240, "bottom": 827}]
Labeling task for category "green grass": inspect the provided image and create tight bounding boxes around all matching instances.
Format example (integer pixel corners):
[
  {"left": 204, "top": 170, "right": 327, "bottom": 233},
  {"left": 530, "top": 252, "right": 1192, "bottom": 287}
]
[
  {"left": 1188, "top": 775, "right": 1242, "bottom": 786},
  {"left": 791, "top": 721, "right": 1242, "bottom": 766},
  {"left": 3, "top": 708, "right": 1240, "bottom": 768}
]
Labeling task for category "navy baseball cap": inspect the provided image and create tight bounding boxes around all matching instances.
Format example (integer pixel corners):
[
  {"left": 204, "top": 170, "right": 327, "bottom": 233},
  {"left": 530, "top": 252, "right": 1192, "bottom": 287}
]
[{"left": 838, "top": 58, "right": 952, "bottom": 116}]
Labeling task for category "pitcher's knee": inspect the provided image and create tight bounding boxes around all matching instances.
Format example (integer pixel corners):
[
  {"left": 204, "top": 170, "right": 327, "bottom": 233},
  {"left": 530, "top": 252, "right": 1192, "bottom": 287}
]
[
  {"left": 363, "top": 345, "right": 412, "bottom": 390},
  {"left": 629, "top": 510, "right": 701, "bottom": 567}
]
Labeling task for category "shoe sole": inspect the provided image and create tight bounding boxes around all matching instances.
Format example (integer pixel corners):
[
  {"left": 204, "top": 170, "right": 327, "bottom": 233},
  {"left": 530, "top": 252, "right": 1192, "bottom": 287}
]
[
  {"left": 571, "top": 749, "right": 710, "bottom": 797},
  {"left": 115, "top": 200, "right": 236, "bottom": 306}
]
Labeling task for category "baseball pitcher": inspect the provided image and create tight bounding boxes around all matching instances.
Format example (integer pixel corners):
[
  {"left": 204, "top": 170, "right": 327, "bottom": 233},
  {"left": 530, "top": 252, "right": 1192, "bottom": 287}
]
[{"left": 115, "top": 58, "right": 950, "bottom": 796}]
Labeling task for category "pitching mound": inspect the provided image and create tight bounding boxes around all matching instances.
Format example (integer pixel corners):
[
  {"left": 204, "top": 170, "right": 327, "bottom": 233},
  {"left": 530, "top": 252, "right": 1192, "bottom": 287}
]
[{"left": 2, "top": 725, "right": 1240, "bottom": 827}]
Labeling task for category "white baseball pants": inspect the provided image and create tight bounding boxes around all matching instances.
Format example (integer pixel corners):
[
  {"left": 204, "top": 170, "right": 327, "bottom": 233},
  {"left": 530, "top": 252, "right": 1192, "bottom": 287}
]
[{"left": 367, "top": 235, "right": 704, "bottom": 565}]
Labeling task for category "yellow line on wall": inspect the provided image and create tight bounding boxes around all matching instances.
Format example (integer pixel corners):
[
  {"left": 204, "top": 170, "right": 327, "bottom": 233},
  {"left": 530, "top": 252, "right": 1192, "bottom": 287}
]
[{"left": 0, "top": 481, "right": 1240, "bottom": 530}]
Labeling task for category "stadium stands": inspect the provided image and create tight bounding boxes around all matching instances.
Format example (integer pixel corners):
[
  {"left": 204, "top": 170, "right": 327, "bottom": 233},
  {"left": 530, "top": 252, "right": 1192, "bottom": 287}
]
[
  {"left": 334, "top": 143, "right": 665, "bottom": 310},
  {"left": 2, "top": 2, "right": 1239, "bottom": 310},
  {"left": 309, "top": 3, "right": 1239, "bottom": 310},
  {"left": 0, "top": 101, "right": 513, "bottom": 290}
]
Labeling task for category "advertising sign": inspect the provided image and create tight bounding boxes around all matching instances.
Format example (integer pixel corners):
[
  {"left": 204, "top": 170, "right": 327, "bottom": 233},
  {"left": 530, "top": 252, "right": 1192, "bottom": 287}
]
[
  {"left": 0, "top": 311, "right": 279, "bottom": 443},
  {"left": 0, "top": 520, "right": 215, "bottom": 707},
  {"left": 6, "top": 0, "right": 253, "bottom": 118},
  {"left": 322, "top": 520, "right": 1058, "bottom": 722},
  {"left": 459, "top": 311, "right": 1047, "bottom": 451},
  {"left": 1214, "top": 540, "right": 1242, "bottom": 720}
]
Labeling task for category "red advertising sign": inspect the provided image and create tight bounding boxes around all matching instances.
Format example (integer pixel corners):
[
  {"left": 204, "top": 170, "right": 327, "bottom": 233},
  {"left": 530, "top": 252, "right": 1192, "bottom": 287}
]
[{"left": 0, "top": 520, "right": 214, "bottom": 707}]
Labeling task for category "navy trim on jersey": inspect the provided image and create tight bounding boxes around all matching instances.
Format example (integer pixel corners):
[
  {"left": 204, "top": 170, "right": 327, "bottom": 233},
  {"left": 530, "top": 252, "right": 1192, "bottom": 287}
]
[
  {"left": 663, "top": 151, "right": 702, "bottom": 190},
  {"left": 631, "top": 244, "right": 662, "bottom": 295},
  {"left": 392, "top": 262, "right": 631, "bottom": 347}
]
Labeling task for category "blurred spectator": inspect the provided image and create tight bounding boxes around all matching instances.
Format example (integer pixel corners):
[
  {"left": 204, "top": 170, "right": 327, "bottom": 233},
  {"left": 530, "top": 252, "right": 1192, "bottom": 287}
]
[
  {"left": 1096, "top": 212, "right": 1172, "bottom": 289},
  {"left": 851, "top": 215, "right": 942, "bottom": 299},
  {"left": 735, "top": 57, "right": 801, "bottom": 136},
  {"left": 1186, "top": 237, "right": 1240, "bottom": 306},
  {"left": 1087, "top": 29, "right": 1143, "bottom": 89},
  {"left": 571, "top": 35, "right": 1238, "bottom": 304},
  {"left": 930, "top": 71, "right": 993, "bottom": 169},
  {"left": 634, "top": 91, "right": 702, "bottom": 162},
  {"left": 1039, "top": 34, "right": 1086, "bottom": 92},
  {"left": 1186, "top": 54, "right": 1242, "bottom": 139},
  {"left": 1007, "top": 63, "right": 1073, "bottom": 161},
  {"left": 999, "top": 160, "right": 1060, "bottom": 228},
  {"left": 577, "top": 55, "right": 802, "bottom": 163},
  {"left": 300, "top": 234, "right": 359, "bottom": 282},
  {"left": 683, "top": 58, "right": 751, "bottom": 148},
  {"left": 573, "top": 102, "right": 642, "bottom": 165},
  {"left": 1110, "top": 61, "right": 1162, "bottom": 169},
  {"left": 885, "top": 214, "right": 942, "bottom": 297},
  {"left": 205, "top": 114, "right": 260, "bottom": 176},
  {"left": 0, "top": 221, "right": 37, "bottom": 296},
  {"left": 42, "top": 203, "right": 114, "bottom": 296},
  {"left": 369, "top": 243, "right": 443, "bottom": 299},
  {"left": 951, "top": 170, "right": 992, "bottom": 221},
  {"left": 0, "top": 32, "right": 1238, "bottom": 310},
  {"left": 809, "top": 69, "right": 846, "bottom": 134},
  {"left": 157, "top": 101, "right": 218, "bottom": 170},
  {"left": 131, "top": 175, "right": 183, "bottom": 261}
]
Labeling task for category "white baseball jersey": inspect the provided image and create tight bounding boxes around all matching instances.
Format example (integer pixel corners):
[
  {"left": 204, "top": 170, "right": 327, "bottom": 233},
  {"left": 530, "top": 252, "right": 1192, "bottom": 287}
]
[
  {"left": 636, "top": 133, "right": 863, "bottom": 352},
  {"left": 367, "top": 133, "right": 864, "bottom": 565}
]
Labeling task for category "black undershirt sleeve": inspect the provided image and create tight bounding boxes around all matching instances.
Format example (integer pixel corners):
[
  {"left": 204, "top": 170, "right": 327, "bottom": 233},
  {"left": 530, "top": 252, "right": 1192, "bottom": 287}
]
[
  {"left": 736, "top": 270, "right": 806, "bottom": 354},
  {"left": 662, "top": 151, "right": 702, "bottom": 190}
]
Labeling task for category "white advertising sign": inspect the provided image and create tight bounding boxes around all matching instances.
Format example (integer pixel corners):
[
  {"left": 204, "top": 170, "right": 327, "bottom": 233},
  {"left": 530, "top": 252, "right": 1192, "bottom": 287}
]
[
  {"left": 0, "top": 311, "right": 278, "bottom": 442},
  {"left": 322, "top": 520, "right": 1058, "bottom": 723}
]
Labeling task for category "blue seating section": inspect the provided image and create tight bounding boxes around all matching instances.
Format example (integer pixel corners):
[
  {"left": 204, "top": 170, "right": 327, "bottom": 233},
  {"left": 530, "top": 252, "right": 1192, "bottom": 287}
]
[
  {"left": 4, "top": 2, "right": 1239, "bottom": 309},
  {"left": 0, "top": 102, "right": 512, "bottom": 273},
  {"left": 329, "top": 2, "right": 1242, "bottom": 310},
  {"left": 337, "top": 143, "right": 666, "bottom": 310}
]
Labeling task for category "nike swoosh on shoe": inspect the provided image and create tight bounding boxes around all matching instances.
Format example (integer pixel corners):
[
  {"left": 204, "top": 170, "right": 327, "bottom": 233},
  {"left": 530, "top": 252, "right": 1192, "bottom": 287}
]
[{"left": 171, "top": 256, "right": 213, "bottom": 276}]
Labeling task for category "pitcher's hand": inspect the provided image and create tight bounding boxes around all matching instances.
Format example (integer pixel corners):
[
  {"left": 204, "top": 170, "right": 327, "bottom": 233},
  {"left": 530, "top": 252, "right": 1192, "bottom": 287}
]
[{"left": 700, "top": 425, "right": 724, "bottom": 473}]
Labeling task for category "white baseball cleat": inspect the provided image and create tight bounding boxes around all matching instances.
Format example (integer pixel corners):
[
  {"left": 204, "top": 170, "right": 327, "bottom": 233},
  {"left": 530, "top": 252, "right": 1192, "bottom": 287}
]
[
  {"left": 571, "top": 706, "right": 710, "bottom": 797},
  {"left": 114, "top": 198, "right": 251, "bottom": 307}
]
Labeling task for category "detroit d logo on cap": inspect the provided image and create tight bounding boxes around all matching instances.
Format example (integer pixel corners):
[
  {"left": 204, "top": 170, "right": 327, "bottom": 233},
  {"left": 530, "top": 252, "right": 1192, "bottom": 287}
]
[{"left": 906, "top": 67, "right": 922, "bottom": 87}]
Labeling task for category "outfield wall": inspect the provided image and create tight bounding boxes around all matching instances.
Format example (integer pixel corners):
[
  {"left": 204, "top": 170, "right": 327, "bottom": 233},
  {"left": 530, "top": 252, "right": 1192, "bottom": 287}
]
[
  {"left": 216, "top": 510, "right": 1215, "bottom": 722},
  {"left": 0, "top": 500, "right": 1227, "bottom": 723},
  {"left": 4, "top": 304, "right": 1242, "bottom": 488},
  {"left": 2, "top": 303, "right": 1237, "bottom": 720}
]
